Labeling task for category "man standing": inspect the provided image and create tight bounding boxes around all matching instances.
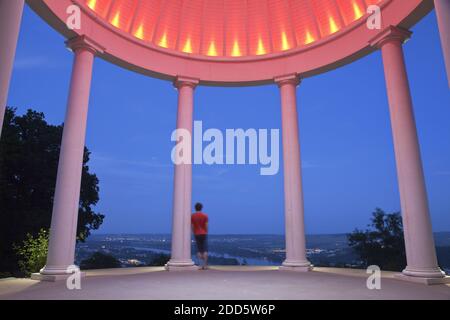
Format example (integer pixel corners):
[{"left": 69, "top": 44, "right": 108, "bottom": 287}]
[{"left": 191, "top": 202, "right": 208, "bottom": 270}]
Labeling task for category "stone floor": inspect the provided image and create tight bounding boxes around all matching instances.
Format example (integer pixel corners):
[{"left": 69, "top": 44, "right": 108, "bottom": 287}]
[{"left": 1, "top": 266, "right": 449, "bottom": 300}]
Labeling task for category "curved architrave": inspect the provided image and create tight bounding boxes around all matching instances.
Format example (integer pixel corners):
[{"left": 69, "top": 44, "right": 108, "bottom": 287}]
[{"left": 26, "top": 0, "right": 433, "bottom": 86}]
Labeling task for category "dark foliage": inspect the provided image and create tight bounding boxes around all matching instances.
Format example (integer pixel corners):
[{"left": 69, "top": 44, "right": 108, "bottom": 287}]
[
  {"left": 147, "top": 254, "right": 170, "bottom": 267},
  {"left": 0, "top": 107, "right": 104, "bottom": 276},
  {"left": 80, "top": 252, "right": 121, "bottom": 270},
  {"left": 347, "top": 208, "right": 406, "bottom": 271}
]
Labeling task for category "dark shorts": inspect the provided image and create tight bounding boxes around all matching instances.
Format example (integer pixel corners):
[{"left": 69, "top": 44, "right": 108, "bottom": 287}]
[{"left": 195, "top": 234, "right": 208, "bottom": 253}]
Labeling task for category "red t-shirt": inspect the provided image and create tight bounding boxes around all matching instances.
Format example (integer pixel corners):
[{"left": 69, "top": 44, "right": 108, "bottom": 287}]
[{"left": 191, "top": 212, "right": 208, "bottom": 235}]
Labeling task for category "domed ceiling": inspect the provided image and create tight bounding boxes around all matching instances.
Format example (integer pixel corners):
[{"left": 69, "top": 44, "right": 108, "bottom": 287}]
[
  {"left": 28, "top": 0, "right": 432, "bottom": 84},
  {"left": 83, "top": 0, "right": 381, "bottom": 57}
]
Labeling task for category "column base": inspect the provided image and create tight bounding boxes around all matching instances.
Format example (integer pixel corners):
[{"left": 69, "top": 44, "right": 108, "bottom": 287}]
[
  {"left": 31, "top": 272, "right": 86, "bottom": 282},
  {"left": 403, "top": 266, "right": 447, "bottom": 278},
  {"left": 279, "top": 260, "right": 313, "bottom": 272},
  {"left": 394, "top": 273, "right": 450, "bottom": 285},
  {"left": 394, "top": 266, "right": 450, "bottom": 285},
  {"left": 32, "top": 265, "right": 85, "bottom": 282},
  {"left": 165, "top": 260, "right": 198, "bottom": 272}
]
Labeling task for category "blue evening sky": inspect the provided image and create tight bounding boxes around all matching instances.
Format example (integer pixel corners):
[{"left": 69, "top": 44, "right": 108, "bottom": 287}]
[{"left": 7, "top": 5, "right": 450, "bottom": 234}]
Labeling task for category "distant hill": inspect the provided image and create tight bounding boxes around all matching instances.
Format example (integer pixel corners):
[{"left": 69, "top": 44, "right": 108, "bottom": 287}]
[
  {"left": 80, "top": 232, "right": 450, "bottom": 271},
  {"left": 91, "top": 232, "right": 450, "bottom": 247}
]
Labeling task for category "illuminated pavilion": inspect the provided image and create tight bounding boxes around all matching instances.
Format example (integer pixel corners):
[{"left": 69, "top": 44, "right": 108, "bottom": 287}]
[{"left": 0, "top": 0, "right": 449, "bottom": 286}]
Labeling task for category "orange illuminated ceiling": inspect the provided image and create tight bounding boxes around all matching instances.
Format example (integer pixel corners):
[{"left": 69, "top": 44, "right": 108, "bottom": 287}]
[{"left": 84, "top": 0, "right": 381, "bottom": 57}]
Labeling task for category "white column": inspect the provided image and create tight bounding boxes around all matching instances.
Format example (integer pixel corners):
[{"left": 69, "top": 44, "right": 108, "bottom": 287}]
[
  {"left": 166, "top": 76, "right": 198, "bottom": 271},
  {"left": 275, "top": 74, "right": 312, "bottom": 272},
  {"left": 37, "top": 36, "right": 103, "bottom": 280},
  {"left": 434, "top": 0, "right": 450, "bottom": 87},
  {"left": 370, "top": 26, "right": 448, "bottom": 284},
  {"left": 0, "top": 0, "right": 24, "bottom": 137}
]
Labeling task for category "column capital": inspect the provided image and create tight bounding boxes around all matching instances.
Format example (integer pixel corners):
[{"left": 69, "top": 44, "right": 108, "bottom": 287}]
[
  {"left": 173, "top": 76, "right": 199, "bottom": 89},
  {"left": 274, "top": 74, "right": 301, "bottom": 87},
  {"left": 369, "top": 26, "right": 412, "bottom": 49},
  {"left": 66, "top": 35, "right": 105, "bottom": 55}
]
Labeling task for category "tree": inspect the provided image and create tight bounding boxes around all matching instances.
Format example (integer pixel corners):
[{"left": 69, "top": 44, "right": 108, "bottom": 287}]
[
  {"left": 147, "top": 254, "right": 170, "bottom": 267},
  {"left": 15, "top": 229, "right": 49, "bottom": 276},
  {"left": 0, "top": 107, "right": 104, "bottom": 276},
  {"left": 347, "top": 208, "right": 406, "bottom": 271},
  {"left": 80, "top": 252, "right": 121, "bottom": 270}
]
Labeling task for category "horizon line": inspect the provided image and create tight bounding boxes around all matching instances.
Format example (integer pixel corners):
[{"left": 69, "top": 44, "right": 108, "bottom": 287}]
[{"left": 90, "top": 231, "right": 450, "bottom": 236}]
